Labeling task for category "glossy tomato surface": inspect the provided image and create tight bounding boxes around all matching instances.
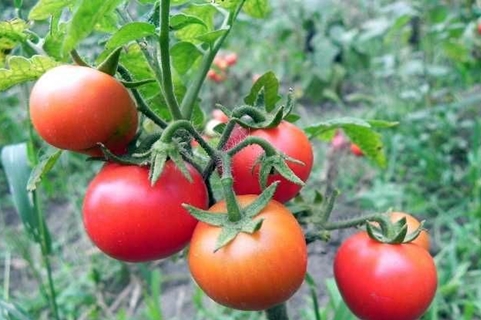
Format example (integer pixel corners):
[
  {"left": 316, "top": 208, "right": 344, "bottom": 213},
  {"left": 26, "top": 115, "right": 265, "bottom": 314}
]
[
  {"left": 227, "top": 121, "right": 313, "bottom": 203},
  {"left": 334, "top": 232, "right": 437, "bottom": 320},
  {"left": 83, "top": 161, "right": 208, "bottom": 262},
  {"left": 188, "top": 195, "right": 307, "bottom": 311},
  {"left": 30, "top": 65, "right": 138, "bottom": 156}
]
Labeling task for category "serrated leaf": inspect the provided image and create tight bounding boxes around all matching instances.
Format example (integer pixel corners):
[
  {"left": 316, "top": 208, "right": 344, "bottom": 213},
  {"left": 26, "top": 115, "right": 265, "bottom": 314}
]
[
  {"left": 196, "top": 29, "right": 228, "bottom": 45},
  {"left": 62, "top": 0, "right": 124, "bottom": 54},
  {"left": 0, "top": 55, "right": 60, "bottom": 91},
  {"left": 28, "top": 0, "right": 73, "bottom": 20},
  {"left": 1, "top": 143, "right": 52, "bottom": 250},
  {"left": 0, "top": 19, "right": 29, "bottom": 43},
  {"left": 171, "top": 41, "right": 202, "bottom": 75},
  {"left": 27, "top": 150, "right": 62, "bottom": 192},
  {"left": 105, "top": 22, "right": 156, "bottom": 50},
  {"left": 244, "top": 71, "right": 281, "bottom": 112},
  {"left": 170, "top": 13, "right": 207, "bottom": 31},
  {"left": 243, "top": 0, "right": 271, "bottom": 19}
]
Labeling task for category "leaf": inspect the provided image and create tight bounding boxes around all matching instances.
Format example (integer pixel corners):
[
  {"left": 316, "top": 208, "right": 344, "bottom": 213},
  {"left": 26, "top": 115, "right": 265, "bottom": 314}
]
[
  {"left": 0, "top": 19, "right": 30, "bottom": 65},
  {"left": 0, "top": 55, "right": 60, "bottom": 91},
  {"left": 171, "top": 41, "right": 202, "bottom": 75},
  {"left": 244, "top": 71, "right": 281, "bottom": 112},
  {"left": 27, "top": 150, "right": 62, "bottom": 192},
  {"left": 62, "top": 0, "right": 124, "bottom": 54},
  {"left": 195, "top": 29, "right": 228, "bottom": 46},
  {"left": 243, "top": 0, "right": 271, "bottom": 19},
  {"left": 175, "top": 4, "right": 216, "bottom": 43},
  {"left": 28, "top": 0, "right": 73, "bottom": 20},
  {"left": 105, "top": 22, "right": 157, "bottom": 50},
  {"left": 1, "top": 143, "right": 52, "bottom": 250},
  {"left": 305, "top": 117, "right": 388, "bottom": 168},
  {"left": 170, "top": 13, "right": 207, "bottom": 31}
]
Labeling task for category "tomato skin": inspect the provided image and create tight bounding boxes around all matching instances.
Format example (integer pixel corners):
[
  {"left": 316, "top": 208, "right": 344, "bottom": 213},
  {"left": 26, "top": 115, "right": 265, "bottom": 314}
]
[
  {"left": 82, "top": 161, "right": 208, "bottom": 262},
  {"left": 29, "top": 65, "right": 138, "bottom": 156},
  {"left": 334, "top": 232, "right": 437, "bottom": 320},
  {"left": 227, "top": 121, "right": 314, "bottom": 203},
  {"left": 188, "top": 196, "right": 307, "bottom": 311},
  {"left": 350, "top": 143, "right": 363, "bottom": 156}
]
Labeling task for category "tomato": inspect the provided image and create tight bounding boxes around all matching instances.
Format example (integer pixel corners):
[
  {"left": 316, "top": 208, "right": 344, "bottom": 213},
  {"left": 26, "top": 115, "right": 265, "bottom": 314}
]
[
  {"left": 477, "top": 23, "right": 481, "bottom": 35},
  {"left": 331, "top": 130, "right": 347, "bottom": 150},
  {"left": 29, "top": 65, "right": 138, "bottom": 156},
  {"left": 226, "top": 121, "right": 313, "bottom": 203},
  {"left": 212, "top": 109, "right": 229, "bottom": 123},
  {"left": 188, "top": 195, "right": 307, "bottom": 311},
  {"left": 82, "top": 161, "right": 208, "bottom": 262},
  {"left": 350, "top": 143, "right": 363, "bottom": 156},
  {"left": 334, "top": 232, "right": 437, "bottom": 320},
  {"left": 207, "top": 69, "right": 226, "bottom": 82},
  {"left": 390, "top": 212, "right": 430, "bottom": 251},
  {"left": 224, "top": 52, "right": 238, "bottom": 66},
  {"left": 213, "top": 56, "right": 228, "bottom": 70}
]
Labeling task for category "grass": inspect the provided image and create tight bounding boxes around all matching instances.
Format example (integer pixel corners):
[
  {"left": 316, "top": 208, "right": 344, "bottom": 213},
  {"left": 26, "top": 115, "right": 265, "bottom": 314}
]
[{"left": 1, "top": 0, "right": 481, "bottom": 319}]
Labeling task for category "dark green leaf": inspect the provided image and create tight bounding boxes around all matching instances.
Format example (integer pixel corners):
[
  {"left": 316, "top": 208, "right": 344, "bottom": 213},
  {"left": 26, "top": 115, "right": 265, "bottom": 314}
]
[
  {"left": 244, "top": 71, "right": 281, "bottom": 112},
  {"left": 171, "top": 41, "right": 202, "bottom": 75},
  {"left": 27, "top": 150, "right": 62, "bottom": 192},
  {"left": 0, "top": 55, "right": 60, "bottom": 91},
  {"left": 106, "top": 22, "right": 156, "bottom": 50},
  {"left": 1, "top": 143, "right": 51, "bottom": 250},
  {"left": 28, "top": 0, "right": 73, "bottom": 20}
]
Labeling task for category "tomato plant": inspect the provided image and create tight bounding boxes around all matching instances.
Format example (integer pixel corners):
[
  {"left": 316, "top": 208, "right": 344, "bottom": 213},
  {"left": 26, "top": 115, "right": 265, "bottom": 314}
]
[
  {"left": 82, "top": 161, "right": 208, "bottom": 262},
  {"left": 227, "top": 121, "right": 314, "bottom": 203},
  {"left": 334, "top": 232, "right": 437, "bottom": 320},
  {"left": 389, "top": 212, "right": 430, "bottom": 251},
  {"left": 188, "top": 195, "right": 307, "bottom": 311},
  {"left": 29, "top": 65, "right": 138, "bottom": 156}
]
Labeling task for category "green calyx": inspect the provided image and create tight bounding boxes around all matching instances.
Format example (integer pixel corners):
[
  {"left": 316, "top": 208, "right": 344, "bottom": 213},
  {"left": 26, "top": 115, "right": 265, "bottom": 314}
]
[
  {"left": 366, "top": 214, "right": 426, "bottom": 244},
  {"left": 184, "top": 182, "right": 279, "bottom": 252},
  {"left": 257, "top": 153, "right": 305, "bottom": 190}
]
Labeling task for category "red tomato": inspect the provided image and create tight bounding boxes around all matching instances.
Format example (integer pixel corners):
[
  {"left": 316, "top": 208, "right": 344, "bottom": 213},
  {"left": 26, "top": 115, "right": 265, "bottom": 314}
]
[
  {"left": 207, "top": 69, "right": 226, "bottom": 82},
  {"left": 350, "top": 143, "right": 363, "bottom": 156},
  {"left": 226, "top": 121, "right": 314, "bottom": 203},
  {"left": 82, "top": 161, "right": 208, "bottom": 262},
  {"left": 212, "top": 109, "right": 229, "bottom": 123},
  {"left": 29, "top": 65, "right": 138, "bottom": 156},
  {"left": 477, "top": 23, "right": 481, "bottom": 35},
  {"left": 213, "top": 56, "right": 229, "bottom": 70},
  {"left": 224, "top": 52, "right": 238, "bottom": 66},
  {"left": 334, "top": 232, "right": 437, "bottom": 320},
  {"left": 188, "top": 195, "right": 307, "bottom": 311}
]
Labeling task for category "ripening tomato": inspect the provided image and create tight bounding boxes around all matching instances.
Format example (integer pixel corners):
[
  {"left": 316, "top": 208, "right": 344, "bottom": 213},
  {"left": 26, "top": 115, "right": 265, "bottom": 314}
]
[
  {"left": 350, "top": 143, "right": 363, "bottom": 156},
  {"left": 29, "top": 65, "right": 138, "bottom": 156},
  {"left": 213, "top": 56, "right": 229, "bottom": 70},
  {"left": 477, "top": 23, "right": 481, "bottom": 35},
  {"left": 82, "top": 161, "right": 208, "bottom": 262},
  {"left": 212, "top": 109, "right": 229, "bottom": 123},
  {"left": 188, "top": 195, "right": 307, "bottom": 311},
  {"left": 334, "top": 232, "right": 437, "bottom": 320},
  {"left": 207, "top": 69, "right": 226, "bottom": 82},
  {"left": 226, "top": 121, "right": 313, "bottom": 203},
  {"left": 224, "top": 52, "right": 238, "bottom": 66}
]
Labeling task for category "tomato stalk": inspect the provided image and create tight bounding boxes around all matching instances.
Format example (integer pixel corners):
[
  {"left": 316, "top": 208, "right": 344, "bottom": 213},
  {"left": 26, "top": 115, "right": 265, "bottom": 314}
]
[
  {"left": 180, "top": 0, "right": 247, "bottom": 119},
  {"left": 265, "top": 303, "right": 289, "bottom": 320},
  {"left": 218, "top": 153, "right": 243, "bottom": 222},
  {"left": 158, "top": 0, "right": 183, "bottom": 120}
]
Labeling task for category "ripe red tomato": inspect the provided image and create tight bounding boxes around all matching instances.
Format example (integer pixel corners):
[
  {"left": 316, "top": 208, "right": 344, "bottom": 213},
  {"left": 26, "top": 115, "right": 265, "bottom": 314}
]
[
  {"left": 224, "top": 52, "right": 238, "bottom": 66},
  {"left": 82, "top": 161, "right": 208, "bottom": 262},
  {"left": 188, "top": 195, "right": 307, "bottom": 311},
  {"left": 226, "top": 121, "right": 313, "bottom": 203},
  {"left": 29, "top": 65, "right": 138, "bottom": 156},
  {"left": 334, "top": 232, "right": 437, "bottom": 320},
  {"left": 350, "top": 143, "right": 363, "bottom": 156}
]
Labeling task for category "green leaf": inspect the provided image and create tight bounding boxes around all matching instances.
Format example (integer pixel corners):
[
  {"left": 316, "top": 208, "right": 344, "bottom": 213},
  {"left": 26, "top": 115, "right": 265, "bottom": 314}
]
[
  {"left": 195, "top": 29, "right": 228, "bottom": 46},
  {"left": 105, "top": 22, "right": 157, "bottom": 50},
  {"left": 27, "top": 150, "right": 62, "bottom": 192},
  {"left": 214, "top": 226, "right": 238, "bottom": 251},
  {"left": 62, "top": 0, "right": 124, "bottom": 54},
  {"left": 243, "top": 0, "right": 271, "bottom": 18},
  {"left": 171, "top": 41, "right": 202, "bottom": 75},
  {"left": 305, "top": 117, "right": 387, "bottom": 168},
  {"left": 0, "top": 19, "right": 29, "bottom": 43},
  {"left": 28, "top": 0, "right": 73, "bottom": 20},
  {"left": 175, "top": 4, "right": 216, "bottom": 43},
  {"left": 1, "top": 143, "right": 52, "bottom": 250},
  {"left": 170, "top": 13, "right": 207, "bottom": 31},
  {"left": 0, "top": 55, "right": 60, "bottom": 91},
  {"left": 244, "top": 71, "right": 281, "bottom": 112},
  {"left": 183, "top": 204, "right": 226, "bottom": 227},
  {"left": 244, "top": 182, "right": 279, "bottom": 218}
]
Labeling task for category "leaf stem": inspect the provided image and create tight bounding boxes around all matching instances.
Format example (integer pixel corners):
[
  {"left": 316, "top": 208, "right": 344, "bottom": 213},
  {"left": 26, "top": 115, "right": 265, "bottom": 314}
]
[
  {"left": 322, "top": 213, "right": 381, "bottom": 231},
  {"left": 159, "top": 0, "right": 183, "bottom": 120}
]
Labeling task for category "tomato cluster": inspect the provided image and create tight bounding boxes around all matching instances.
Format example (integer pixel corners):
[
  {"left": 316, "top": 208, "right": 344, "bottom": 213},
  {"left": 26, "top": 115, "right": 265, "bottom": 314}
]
[{"left": 207, "top": 52, "right": 238, "bottom": 82}]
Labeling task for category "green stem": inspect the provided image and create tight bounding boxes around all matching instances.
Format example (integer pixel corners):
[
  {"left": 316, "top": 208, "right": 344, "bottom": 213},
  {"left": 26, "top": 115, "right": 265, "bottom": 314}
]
[
  {"left": 161, "top": 120, "right": 217, "bottom": 158},
  {"left": 219, "top": 153, "right": 242, "bottom": 222},
  {"left": 322, "top": 213, "right": 381, "bottom": 231},
  {"left": 202, "top": 120, "right": 237, "bottom": 180},
  {"left": 159, "top": 0, "right": 183, "bottom": 120},
  {"left": 226, "top": 136, "right": 278, "bottom": 157},
  {"left": 265, "top": 303, "right": 289, "bottom": 320},
  {"left": 316, "top": 187, "right": 339, "bottom": 225},
  {"left": 231, "top": 106, "right": 267, "bottom": 122},
  {"left": 180, "top": 0, "right": 247, "bottom": 119}
]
